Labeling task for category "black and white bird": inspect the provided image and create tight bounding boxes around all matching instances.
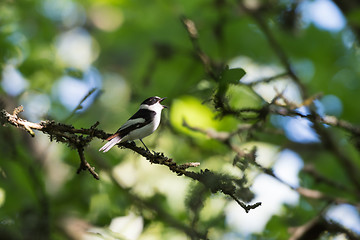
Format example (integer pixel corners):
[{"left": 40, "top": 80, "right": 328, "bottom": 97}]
[{"left": 99, "top": 96, "right": 167, "bottom": 153}]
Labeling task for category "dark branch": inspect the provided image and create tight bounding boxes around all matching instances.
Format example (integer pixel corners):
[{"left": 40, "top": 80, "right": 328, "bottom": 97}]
[
  {"left": 1, "top": 106, "right": 261, "bottom": 212},
  {"left": 246, "top": 72, "right": 289, "bottom": 87},
  {"left": 65, "top": 88, "right": 98, "bottom": 122},
  {"left": 180, "top": 15, "right": 219, "bottom": 81},
  {"left": 183, "top": 119, "right": 360, "bottom": 208},
  {"left": 237, "top": 1, "right": 307, "bottom": 98},
  {"left": 76, "top": 146, "right": 99, "bottom": 180}
]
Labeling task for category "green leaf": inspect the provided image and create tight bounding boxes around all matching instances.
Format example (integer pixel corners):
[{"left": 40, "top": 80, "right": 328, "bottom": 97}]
[{"left": 221, "top": 68, "right": 246, "bottom": 85}]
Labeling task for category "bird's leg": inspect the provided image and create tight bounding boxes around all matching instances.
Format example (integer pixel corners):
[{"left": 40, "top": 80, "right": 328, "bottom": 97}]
[{"left": 139, "top": 139, "right": 150, "bottom": 152}]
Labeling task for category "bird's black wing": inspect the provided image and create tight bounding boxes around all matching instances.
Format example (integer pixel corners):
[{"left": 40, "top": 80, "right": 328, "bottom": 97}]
[
  {"left": 106, "top": 109, "right": 156, "bottom": 140},
  {"left": 128, "top": 108, "right": 155, "bottom": 121}
]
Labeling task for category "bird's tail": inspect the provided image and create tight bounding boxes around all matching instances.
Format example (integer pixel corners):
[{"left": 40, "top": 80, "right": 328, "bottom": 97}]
[{"left": 99, "top": 134, "right": 122, "bottom": 152}]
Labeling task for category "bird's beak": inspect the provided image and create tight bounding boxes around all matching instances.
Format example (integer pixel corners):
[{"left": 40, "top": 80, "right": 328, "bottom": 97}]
[{"left": 160, "top": 97, "right": 168, "bottom": 108}]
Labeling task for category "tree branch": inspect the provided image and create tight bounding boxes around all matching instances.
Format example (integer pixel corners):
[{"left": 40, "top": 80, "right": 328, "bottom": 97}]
[
  {"left": 65, "top": 88, "right": 98, "bottom": 122},
  {"left": 180, "top": 15, "right": 219, "bottom": 81},
  {"left": 236, "top": 0, "right": 360, "bottom": 193},
  {"left": 108, "top": 174, "right": 209, "bottom": 239},
  {"left": 183, "top": 119, "right": 360, "bottom": 208},
  {"left": 237, "top": 1, "right": 307, "bottom": 98},
  {"left": 76, "top": 146, "right": 99, "bottom": 180},
  {"left": 289, "top": 213, "right": 360, "bottom": 240},
  {"left": 1, "top": 106, "right": 260, "bottom": 212}
]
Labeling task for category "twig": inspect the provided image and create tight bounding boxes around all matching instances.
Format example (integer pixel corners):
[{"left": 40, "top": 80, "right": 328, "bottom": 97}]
[
  {"left": 238, "top": 0, "right": 360, "bottom": 194},
  {"left": 246, "top": 72, "right": 289, "bottom": 87},
  {"left": 183, "top": 120, "right": 360, "bottom": 207},
  {"left": 1, "top": 106, "right": 261, "bottom": 212},
  {"left": 263, "top": 166, "right": 360, "bottom": 207},
  {"left": 313, "top": 122, "right": 360, "bottom": 191},
  {"left": 269, "top": 103, "right": 360, "bottom": 136},
  {"left": 289, "top": 211, "right": 360, "bottom": 240},
  {"left": 302, "top": 164, "right": 351, "bottom": 191},
  {"left": 180, "top": 16, "right": 217, "bottom": 80},
  {"left": 179, "top": 162, "right": 201, "bottom": 169},
  {"left": 182, "top": 120, "right": 262, "bottom": 211},
  {"left": 109, "top": 173, "right": 208, "bottom": 239},
  {"left": 76, "top": 146, "right": 99, "bottom": 180},
  {"left": 120, "top": 142, "right": 259, "bottom": 211},
  {"left": 229, "top": 194, "right": 262, "bottom": 213},
  {"left": 2, "top": 106, "right": 42, "bottom": 137},
  {"left": 120, "top": 141, "right": 201, "bottom": 177},
  {"left": 237, "top": 1, "right": 307, "bottom": 98},
  {"left": 269, "top": 103, "right": 360, "bottom": 190},
  {"left": 65, "top": 88, "right": 97, "bottom": 122}
]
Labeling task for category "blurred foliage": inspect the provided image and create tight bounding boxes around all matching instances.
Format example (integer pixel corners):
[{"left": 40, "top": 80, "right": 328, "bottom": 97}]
[{"left": 1, "top": 0, "right": 360, "bottom": 239}]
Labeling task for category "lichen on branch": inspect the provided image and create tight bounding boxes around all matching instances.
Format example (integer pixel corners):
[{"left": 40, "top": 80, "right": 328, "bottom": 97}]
[{"left": 1, "top": 105, "right": 260, "bottom": 213}]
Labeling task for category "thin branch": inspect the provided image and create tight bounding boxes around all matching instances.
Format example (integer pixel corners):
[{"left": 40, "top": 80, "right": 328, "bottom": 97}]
[
  {"left": 270, "top": 104, "right": 360, "bottom": 136},
  {"left": 289, "top": 213, "right": 360, "bottom": 240},
  {"left": 120, "top": 141, "right": 201, "bottom": 177},
  {"left": 302, "top": 164, "right": 351, "bottom": 192},
  {"left": 289, "top": 215, "right": 322, "bottom": 240},
  {"left": 237, "top": 0, "right": 360, "bottom": 194},
  {"left": 254, "top": 159, "right": 360, "bottom": 207},
  {"left": 229, "top": 194, "right": 262, "bottom": 213},
  {"left": 246, "top": 72, "right": 289, "bottom": 87},
  {"left": 65, "top": 88, "right": 98, "bottom": 122},
  {"left": 76, "top": 146, "right": 99, "bottom": 180},
  {"left": 268, "top": 101, "right": 360, "bottom": 191},
  {"left": 183, "top": 120, "right": 360, "bottom": 207},
  {"left": 2, "top": 105, "right": 42, "bottom": 136},
  {"left": 120, "top": 142, "right": 260, "bottom": 212},
  {"left": 313, "top": 122, "right": 360, "bottom": 191},
  {"left": 180, "top": 16, "right": 218, "bottom": 81},
  {"left": 237, "top": 1, "right": 307, "bottom": 98},
  {"left": 108, "top": 173, "right": 209, "bottom": 239},
  {"left": 1, "top": 106, "right": 261, "bottom": 212}
]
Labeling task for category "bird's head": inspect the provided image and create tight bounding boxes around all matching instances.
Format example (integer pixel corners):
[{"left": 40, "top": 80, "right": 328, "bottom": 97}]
[{"left": 140, "top": 96, "right": 167, "bottom": 111}]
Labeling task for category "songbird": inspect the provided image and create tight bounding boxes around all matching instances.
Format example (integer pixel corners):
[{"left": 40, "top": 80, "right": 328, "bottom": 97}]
[{"left": 99, "top": 96, "right": 167, "bottom": 152}]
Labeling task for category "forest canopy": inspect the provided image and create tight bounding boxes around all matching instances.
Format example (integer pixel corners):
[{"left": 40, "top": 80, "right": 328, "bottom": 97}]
[{"left": 1, "top": 0, "right": 360, "bottom": 239}]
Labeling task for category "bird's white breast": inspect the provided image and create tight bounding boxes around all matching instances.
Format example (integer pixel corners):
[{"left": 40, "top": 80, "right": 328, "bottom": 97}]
[{"left": 122, "top": 102, "right": 164, "bottom": 142}]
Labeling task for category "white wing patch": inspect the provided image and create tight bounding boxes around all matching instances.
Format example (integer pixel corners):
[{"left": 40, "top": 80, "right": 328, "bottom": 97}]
[{"left": 119, "top": 118, "right": 145, "bottom": 130}]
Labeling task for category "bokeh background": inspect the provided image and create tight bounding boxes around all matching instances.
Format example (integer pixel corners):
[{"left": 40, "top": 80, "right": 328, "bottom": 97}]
[{"left": 1, "top": 0, "right": 360, "bottom": 239}]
